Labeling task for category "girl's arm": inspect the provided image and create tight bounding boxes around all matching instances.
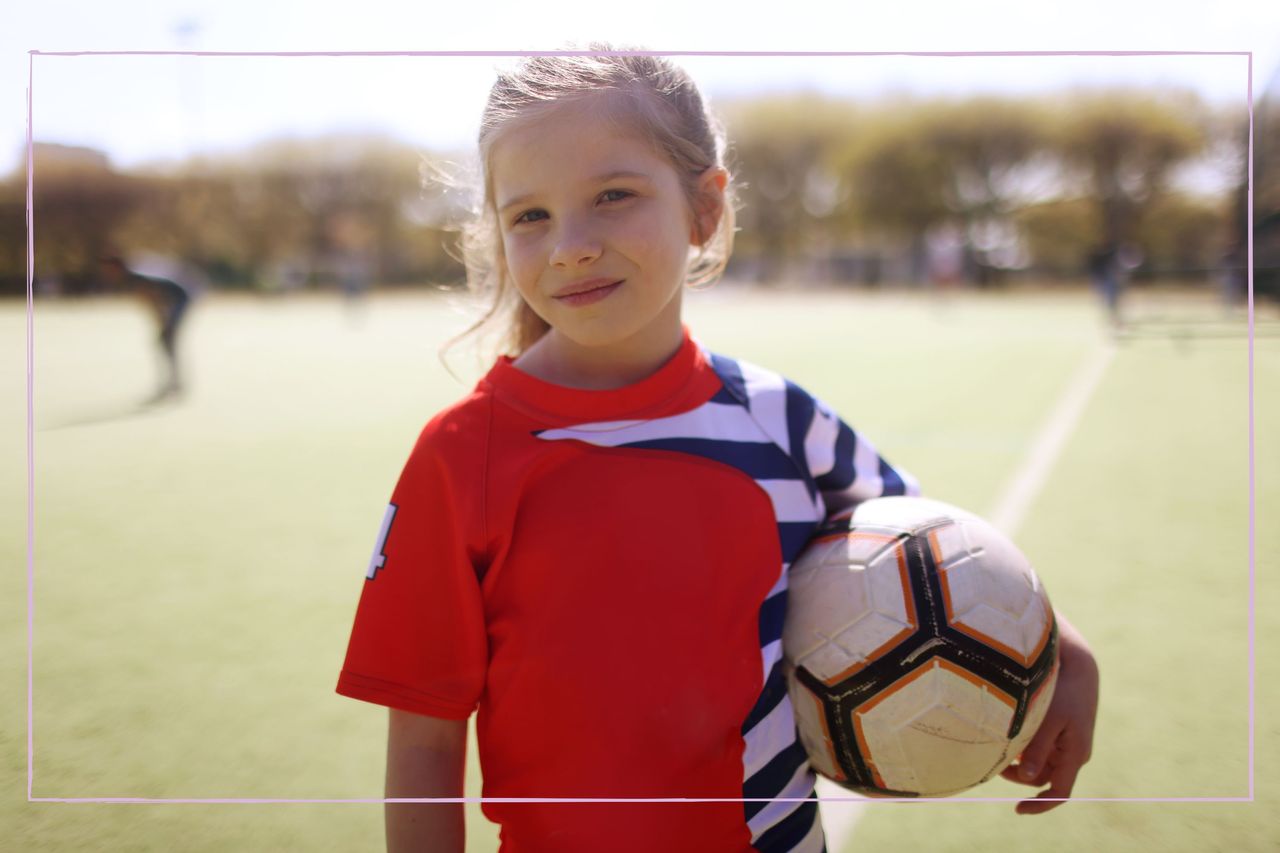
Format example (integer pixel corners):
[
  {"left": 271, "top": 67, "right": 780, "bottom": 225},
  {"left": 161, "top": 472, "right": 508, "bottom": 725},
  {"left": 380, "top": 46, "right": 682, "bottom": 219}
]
[{"left": 385, "top": 708, "right": 468, "bottom": 853}]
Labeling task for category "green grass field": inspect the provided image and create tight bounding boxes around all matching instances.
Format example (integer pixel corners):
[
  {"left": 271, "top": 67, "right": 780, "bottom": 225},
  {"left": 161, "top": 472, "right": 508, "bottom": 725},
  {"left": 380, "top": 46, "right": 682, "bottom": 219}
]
[{"left": 3, "top": 285, "right": 1276, "bottom": 851}]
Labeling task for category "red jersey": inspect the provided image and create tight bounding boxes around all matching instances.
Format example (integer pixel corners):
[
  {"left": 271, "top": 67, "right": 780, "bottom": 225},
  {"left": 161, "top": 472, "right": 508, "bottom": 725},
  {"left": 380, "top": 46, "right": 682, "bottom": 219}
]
[{"left": 337, "top": 329, "right": 917, "bottom": 852}]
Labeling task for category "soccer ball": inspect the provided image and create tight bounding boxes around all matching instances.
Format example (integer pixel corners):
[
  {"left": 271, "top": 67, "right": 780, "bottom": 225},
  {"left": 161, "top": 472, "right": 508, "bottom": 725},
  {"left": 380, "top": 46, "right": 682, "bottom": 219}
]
[{"left": 783, "top": 496, "right": 1059, "bottom": 797}]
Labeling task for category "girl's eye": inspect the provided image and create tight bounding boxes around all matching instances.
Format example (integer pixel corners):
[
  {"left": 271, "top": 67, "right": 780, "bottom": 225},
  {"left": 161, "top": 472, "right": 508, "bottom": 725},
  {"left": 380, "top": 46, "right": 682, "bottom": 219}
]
[
  {"left": 513, "top": 209, "right": 548, "bottom": 226},
  {"left": 600, "top": 189, "right": 633, "bottom": 204}
]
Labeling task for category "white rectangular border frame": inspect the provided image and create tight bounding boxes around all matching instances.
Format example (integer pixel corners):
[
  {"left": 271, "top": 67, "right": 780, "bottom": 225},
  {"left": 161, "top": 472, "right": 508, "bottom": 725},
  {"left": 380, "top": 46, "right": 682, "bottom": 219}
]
[{"left": 24, "top": 48, "right": 1257, "bottom": 807}]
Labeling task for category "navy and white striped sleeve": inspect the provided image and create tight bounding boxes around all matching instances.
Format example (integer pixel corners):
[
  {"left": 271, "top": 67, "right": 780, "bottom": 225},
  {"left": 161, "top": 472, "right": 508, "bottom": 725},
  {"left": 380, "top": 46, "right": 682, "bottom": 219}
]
[
  {"left": 794, "top": 385, "right": 920, "bottom": 518},
  {"left": 702, "top": 347, "right": 919, "bottom": 521}
]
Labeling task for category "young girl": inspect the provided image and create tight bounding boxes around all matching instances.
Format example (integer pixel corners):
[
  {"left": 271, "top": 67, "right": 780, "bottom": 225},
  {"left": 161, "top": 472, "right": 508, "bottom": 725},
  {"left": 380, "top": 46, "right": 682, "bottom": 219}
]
[{"left": 338, "top": 50, "right": 1098, "bottom": 853}]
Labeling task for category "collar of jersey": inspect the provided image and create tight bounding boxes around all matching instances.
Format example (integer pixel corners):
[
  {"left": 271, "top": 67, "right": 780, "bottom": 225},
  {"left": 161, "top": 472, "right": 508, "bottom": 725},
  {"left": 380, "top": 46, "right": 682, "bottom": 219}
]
[{"left": 483, "top": 327, "right": 715, "bottom": 424}]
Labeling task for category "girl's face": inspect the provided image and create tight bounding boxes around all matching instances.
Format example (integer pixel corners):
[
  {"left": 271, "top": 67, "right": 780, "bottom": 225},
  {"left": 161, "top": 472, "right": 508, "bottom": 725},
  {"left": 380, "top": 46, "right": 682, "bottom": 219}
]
[{"left": 490, "top": 96, "right": 717, "bottom": 378}]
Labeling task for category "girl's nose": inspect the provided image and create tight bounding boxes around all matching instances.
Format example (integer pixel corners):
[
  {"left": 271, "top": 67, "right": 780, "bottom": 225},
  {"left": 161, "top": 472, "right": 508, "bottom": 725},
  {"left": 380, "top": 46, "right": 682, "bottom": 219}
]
[{"left": 549, "top": 220, "right": 603, "bottom": 268}]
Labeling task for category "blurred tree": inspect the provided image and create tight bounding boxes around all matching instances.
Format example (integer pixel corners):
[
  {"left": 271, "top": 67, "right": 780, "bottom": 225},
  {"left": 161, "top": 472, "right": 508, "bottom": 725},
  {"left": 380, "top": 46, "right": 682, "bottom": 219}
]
[
  {"left": 834, "top": 100, "right": 953, "bottom": 240},
  {"left": 0, "top": 175, "right": 23, "bottom": 295},
  {"left": 1018, "top": 191, "right": 1225, "bottom": 280},
  {"left": 832, "top": 97, "right": 1048, "bottom": 283},
  {"left": 1192, "top": 101, "right": 1250, "bottom": 295},
  {"left": 26, "top": 143, "right": 147, "bottom": 293},
  {"left": 1253, "top": 63, "right": 1280, "bottom": 300},
  {"left": 927, "top": 98, "right": 1051, "bottom": 220},
  {"left": 112, "top": 134, "right": 463, "bottom": 290},
  {"left": 1048, "top": 89, "right": 1209, "bottom": 249},
  {"left": 1014, "top": 197, "right": 1102, "bottom": 275},
  {"left": 113, "top": 168, "right": 246, "bottom": 282},
  {"left": 1132, "top": 192, "right": 1227, "bottom": 279},
  {"left": 721, "top": 95, "right": 863, "bottom": 280},
  {"left": 2, "top": 89, "right": 1242, "bottom": 298}
]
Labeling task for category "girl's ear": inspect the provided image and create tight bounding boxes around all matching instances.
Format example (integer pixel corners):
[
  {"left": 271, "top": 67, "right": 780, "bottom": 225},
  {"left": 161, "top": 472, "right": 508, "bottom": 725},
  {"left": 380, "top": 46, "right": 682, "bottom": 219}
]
[{"left": 690, "top": 167, "right": 729, "bottom": 246}]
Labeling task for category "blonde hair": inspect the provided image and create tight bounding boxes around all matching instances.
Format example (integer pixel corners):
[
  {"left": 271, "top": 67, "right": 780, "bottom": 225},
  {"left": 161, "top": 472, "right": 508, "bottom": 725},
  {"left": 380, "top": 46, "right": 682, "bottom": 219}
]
[{"left": 453, "top": 46, "right": 737, "bottom": 357}]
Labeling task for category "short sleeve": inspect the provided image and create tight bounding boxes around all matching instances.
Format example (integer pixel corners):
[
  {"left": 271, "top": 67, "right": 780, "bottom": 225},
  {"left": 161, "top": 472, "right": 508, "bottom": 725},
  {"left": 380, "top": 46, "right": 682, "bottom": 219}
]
[
  {"left": 336, "top": 417, "right": 489, "bottom": 720},
  {"left": 798, "top": 388, "right": 921, "bottom": 518}
]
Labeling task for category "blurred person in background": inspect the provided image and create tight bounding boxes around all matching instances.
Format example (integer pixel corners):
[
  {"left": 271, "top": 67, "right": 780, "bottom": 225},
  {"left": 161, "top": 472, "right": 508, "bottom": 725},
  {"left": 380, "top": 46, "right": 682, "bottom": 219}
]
[
  {"left": 1088, "top": 240, "right": 1146, "bottom": 333},
  {"left": 327, "top": 211, "right": 375, "bottom": 321},
  {"left": 99, "top": 255, "right": 195, "bottom": 403},
  {"left": 1087, "top": 241, "right": 1123, "bottom": 331},
  {"left": 1217, "top": 241, "right": 1247, "bottom": 310}
]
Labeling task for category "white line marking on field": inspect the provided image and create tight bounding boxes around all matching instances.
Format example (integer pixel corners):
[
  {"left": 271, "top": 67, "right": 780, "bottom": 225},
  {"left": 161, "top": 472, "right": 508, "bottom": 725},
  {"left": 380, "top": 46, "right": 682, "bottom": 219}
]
[
  {"left": 817, "top": 341, "right": 1116, "bottom": 853},
  {"left": 988, "top": 341, "right": 1116, "bottom": 538}
]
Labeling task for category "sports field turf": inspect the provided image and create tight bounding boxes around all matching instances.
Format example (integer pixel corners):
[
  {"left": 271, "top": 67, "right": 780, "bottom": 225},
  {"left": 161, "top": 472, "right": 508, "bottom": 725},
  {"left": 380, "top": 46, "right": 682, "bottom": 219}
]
[{"left": 2, "top": 285, "right": 1276, "bottom": 851}]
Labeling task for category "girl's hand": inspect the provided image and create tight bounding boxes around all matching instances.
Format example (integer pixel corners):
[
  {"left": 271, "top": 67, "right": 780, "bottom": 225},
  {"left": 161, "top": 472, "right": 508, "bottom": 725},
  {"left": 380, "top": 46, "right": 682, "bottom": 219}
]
[{"left": 1000, "top": 610, "right": 1099, "bottom": 815}]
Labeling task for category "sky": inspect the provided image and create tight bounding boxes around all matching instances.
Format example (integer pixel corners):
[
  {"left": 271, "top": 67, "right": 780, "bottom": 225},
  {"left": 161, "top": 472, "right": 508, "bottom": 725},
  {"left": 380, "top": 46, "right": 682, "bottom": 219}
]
[{"left": 6, "top": 0, "right": 1280, "bottom": 176}]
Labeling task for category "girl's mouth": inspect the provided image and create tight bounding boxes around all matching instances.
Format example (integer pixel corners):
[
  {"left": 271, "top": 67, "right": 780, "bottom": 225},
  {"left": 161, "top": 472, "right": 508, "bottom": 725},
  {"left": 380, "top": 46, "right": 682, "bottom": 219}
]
[{"left": 552, "top": 279, "right": 624, "bottom": 307}]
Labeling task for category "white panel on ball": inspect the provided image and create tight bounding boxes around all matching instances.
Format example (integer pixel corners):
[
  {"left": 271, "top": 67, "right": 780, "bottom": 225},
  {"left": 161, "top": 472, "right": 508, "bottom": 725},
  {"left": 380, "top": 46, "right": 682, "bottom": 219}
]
[
  {"left": 855, "top": 659, "right": 1016, "bottom": 795},
  {"left": 786, "top": 532, "right": 914, "bottom": 685}
]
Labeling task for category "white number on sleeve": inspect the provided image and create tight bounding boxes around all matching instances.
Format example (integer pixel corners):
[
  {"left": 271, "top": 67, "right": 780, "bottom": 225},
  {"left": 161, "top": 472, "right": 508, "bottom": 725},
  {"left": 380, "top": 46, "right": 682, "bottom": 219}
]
[{"left": 366, "top": 503, "right": 398, "bottom": 580}]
